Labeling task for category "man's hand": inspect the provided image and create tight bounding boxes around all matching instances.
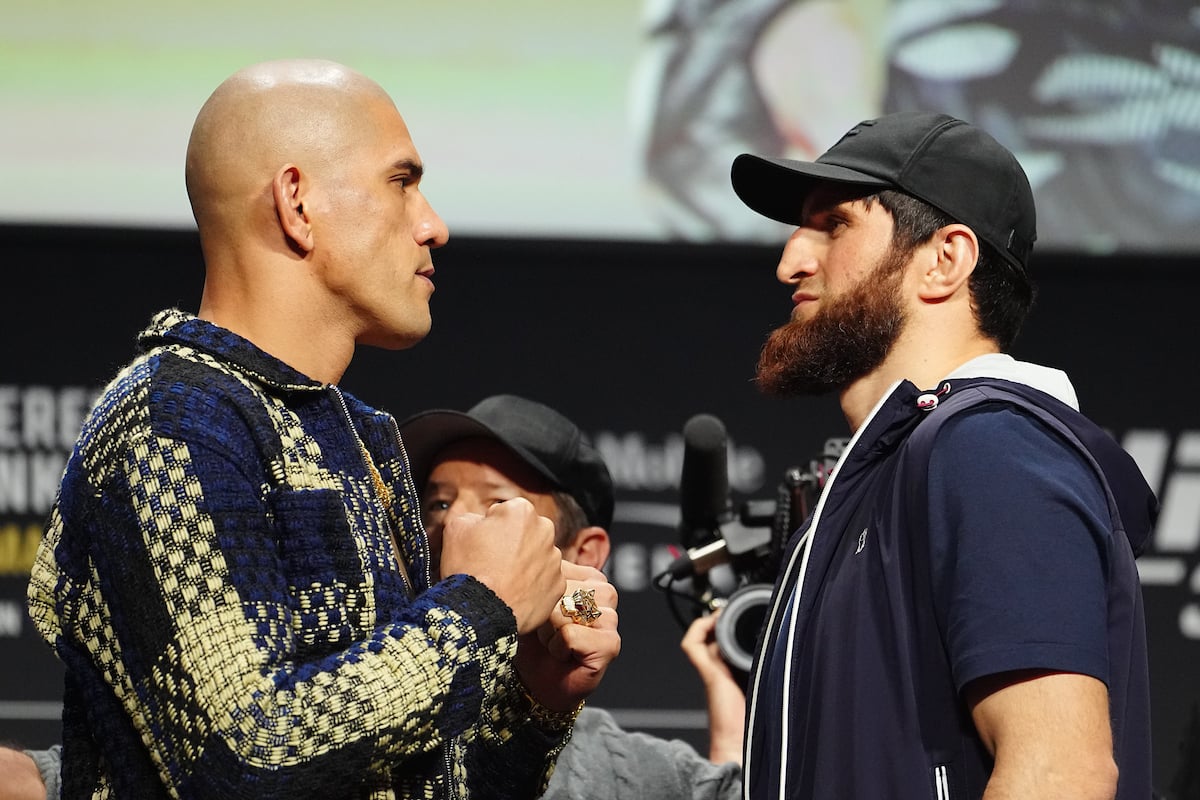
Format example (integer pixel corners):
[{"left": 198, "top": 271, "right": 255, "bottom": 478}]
[
  {"left": 0, "top": 747, "right": 46, "bottom": 800},
  {"left": 439, "top": 498, "right": 565, "bottom": 634},
  {"left": 681, "top": 611, "right": 746, "bottom": 765},
  {"left": 515, "top": 561, "right": 621, "bottom": 712}
]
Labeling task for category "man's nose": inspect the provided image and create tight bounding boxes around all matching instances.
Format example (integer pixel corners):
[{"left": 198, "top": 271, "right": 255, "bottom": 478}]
[
  {"left": 776, "top": 229, "right": 820, "bottom": 284},
  {"left": 413, "top": 192, "right": 450, "bottom": 248},
  {"left": 445, "top": 497, "right": 484, "bottom": 520}
]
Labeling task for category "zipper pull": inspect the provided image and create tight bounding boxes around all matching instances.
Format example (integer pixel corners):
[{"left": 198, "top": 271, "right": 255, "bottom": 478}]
[{"left": 917, "top": 382, "right": 952, "bottom": 412}]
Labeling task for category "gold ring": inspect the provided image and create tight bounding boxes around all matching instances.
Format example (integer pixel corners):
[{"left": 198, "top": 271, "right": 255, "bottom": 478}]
[{"left": 559, "top": 588, "right": 602, "bottom": 626}]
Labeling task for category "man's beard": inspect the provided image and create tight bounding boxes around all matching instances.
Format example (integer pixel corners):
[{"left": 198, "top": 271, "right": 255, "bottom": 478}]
[{"left": 756, "top": 245, "right": 908, "bottom": 397}]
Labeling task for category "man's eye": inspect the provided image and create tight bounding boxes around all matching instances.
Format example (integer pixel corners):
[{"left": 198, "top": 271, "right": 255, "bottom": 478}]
[
  {"left": 824, "top": 215, "right": 847, "bottom": 231},
  {"left": 424, "top": 499, "right": 450, "bottom": 515}
]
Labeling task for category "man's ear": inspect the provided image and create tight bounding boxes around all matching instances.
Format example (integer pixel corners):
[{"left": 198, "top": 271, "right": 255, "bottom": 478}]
[
  {"left": 562, "top": 526, "right": 611, "bottom": 571},
  {"left": 918, "top": 223, "right": 978, "bottom": 301},
  {"left": 272, "top": 164, "right": 313, "bottom": 254}
]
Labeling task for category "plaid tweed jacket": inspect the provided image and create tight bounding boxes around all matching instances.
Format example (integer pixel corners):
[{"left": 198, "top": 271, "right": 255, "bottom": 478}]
[{"left": 28, "top": 309, "right": 565, "bottom": 799}]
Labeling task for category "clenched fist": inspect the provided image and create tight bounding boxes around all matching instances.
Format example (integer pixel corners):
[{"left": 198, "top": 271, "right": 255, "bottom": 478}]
[
  {"left": 439, "top": 497, "right": 565, "bottom": 634},
  {"left": 515, "top": 561, "right": 621, "bottom": 712}
]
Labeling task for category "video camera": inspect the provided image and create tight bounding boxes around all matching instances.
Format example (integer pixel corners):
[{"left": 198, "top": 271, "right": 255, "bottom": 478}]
[{"left": 653, "top": 413, "right": 846, "bottom": 678}]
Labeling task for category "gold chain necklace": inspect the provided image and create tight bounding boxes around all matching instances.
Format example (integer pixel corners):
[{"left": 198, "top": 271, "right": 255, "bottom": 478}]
[
  {"left": 331, "top": 387, "right": 412, "bottom": 594},
  {"left": 359, "top": 441, "right": 394, "bottom": 513}
]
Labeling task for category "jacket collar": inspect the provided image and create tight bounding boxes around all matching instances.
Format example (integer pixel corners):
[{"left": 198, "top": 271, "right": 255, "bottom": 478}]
[
  {"left": 137, "top": 308, "right": 326, "bottom": 394},
  {"left": 851, "top": 354, "right": 1080, "bottom": 462}
]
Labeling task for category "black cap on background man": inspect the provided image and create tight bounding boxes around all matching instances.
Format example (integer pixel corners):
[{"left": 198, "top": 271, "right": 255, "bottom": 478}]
[{"left": 399, "top": 394, "right": 614, "bottom": 530}]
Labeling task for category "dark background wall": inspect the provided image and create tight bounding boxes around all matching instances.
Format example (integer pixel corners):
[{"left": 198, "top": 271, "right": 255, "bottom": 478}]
[{"left": 1, "top": 224, "right": 1197, "bottom": 792}]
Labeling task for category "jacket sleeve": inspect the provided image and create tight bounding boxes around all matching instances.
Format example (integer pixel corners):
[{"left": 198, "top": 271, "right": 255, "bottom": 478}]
[
  {"left": 452, "top": 666, "right": 576, "bottom": 799},
  {"left": 924, "top": 406, "right": 1113, "bottom": 690},
  {"left": 28, "top": 415, "right": 540, "bottom": 798}
]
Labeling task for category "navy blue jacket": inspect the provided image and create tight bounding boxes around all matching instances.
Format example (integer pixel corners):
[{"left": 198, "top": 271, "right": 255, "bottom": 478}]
[
  {"left": 29, "top": 310, "right": 566, "bottom": 799},
  {"left": 744, "top": 376, "right": 1155, "bottom": 800}
]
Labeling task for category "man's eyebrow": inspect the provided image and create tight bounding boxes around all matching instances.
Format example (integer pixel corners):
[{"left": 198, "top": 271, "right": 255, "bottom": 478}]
[
  {"left": 799, "top": 201, "right": 835, "bottom": 226},
  {"left": 392, "top": 159, "right": 424, "bottom": 179},
  {"left": 801, "top": 192, "right": 864, "bottom": 223}
]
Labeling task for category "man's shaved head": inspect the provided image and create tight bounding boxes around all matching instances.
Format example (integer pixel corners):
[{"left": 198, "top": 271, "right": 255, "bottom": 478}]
[
  {"left": 184, "top": 59, "right": 397, "bottom": 234},
  {"left": 184, "top": 58, "right": 445, "bottom": 382}
]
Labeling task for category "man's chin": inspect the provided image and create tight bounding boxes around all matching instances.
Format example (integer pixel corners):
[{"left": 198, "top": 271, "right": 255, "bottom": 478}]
[
  {"left": 754, "top": 368, "right": 843, "bottom": 398},
  {"left": 359, "top": 322, "right": 431, "bottom": 351},
  {"left": 754, "top": 323, "right": 866, "bottom": 397}
]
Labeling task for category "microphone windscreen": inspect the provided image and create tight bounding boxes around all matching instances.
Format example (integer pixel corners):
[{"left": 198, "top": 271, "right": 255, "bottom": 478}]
[{"left": 679, "top": 413, "right": 730, "bottom": 532}]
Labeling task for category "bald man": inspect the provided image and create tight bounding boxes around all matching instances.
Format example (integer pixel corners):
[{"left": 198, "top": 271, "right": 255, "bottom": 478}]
[{"left": 26, "top": 60, "right": 619, "bottom": 799}]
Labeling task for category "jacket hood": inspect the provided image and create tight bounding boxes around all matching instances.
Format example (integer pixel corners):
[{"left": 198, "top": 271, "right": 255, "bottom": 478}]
[{"left": 946, "top": 354, "right": 1079, "bottom": 410}]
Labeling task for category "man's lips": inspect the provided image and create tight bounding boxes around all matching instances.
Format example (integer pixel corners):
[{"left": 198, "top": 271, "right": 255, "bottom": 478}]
[{"left": 791, "top": 291, "right": 817, "bottom": 306}]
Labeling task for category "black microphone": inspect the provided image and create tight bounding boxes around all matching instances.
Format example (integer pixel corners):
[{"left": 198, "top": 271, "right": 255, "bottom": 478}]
[
  {"left": 667, "top": 413, "right": 735, "bottom": 579},
  {"left": 670, "top": 414, "right": 777, "bottom": 581},
  {"left": 678, "top": 413, "right": 732, "bottom": 542}
]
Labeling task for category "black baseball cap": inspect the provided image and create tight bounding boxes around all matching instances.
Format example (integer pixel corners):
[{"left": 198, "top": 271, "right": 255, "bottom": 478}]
[
  {"left": 731, "top": 111, "right": 1037, "bottom": 272},
  {"left": 398, "top": 394, "right": 615, "bottom": 529}
]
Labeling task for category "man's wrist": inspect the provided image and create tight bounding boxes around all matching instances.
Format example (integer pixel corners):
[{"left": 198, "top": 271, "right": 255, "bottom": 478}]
[{"left": 521, "top": 689, "right": 583, "bottom": 733}]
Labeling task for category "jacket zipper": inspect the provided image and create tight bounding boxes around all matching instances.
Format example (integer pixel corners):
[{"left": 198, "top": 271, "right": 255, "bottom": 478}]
[
  {"left": 388, "top": 413, "right": 435, "bottom": 593},
  {"left": 742, "top": 382, "right": 903, "bottom": 800},
  {"left": 331, "top": 386, "right": 414, "bottom": 599},
  {"left": 378, "top": 397, "right": 456, "bottom": 798},
  {"left": 333, "top": 388, "right": 456, "bottom": 799},
  {"left": 388, "top": 409, "right": 456, "bottom": 800},
  {"left": 443, "top": 746, "right": 457, "bottom": 800}
]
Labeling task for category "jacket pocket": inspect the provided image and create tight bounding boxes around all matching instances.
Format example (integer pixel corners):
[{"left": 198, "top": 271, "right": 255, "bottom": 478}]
[{"left": 270, "top": 487, "right": 365, "bottom": 653}]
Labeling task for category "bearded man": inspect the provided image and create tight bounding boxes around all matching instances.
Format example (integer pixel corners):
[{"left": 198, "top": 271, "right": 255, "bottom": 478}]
[{"left": 730, "top": 112, "right": 1156, "bottom": 800}]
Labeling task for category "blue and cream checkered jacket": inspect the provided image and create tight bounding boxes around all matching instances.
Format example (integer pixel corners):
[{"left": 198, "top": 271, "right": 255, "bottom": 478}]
[{"left": 28, "top": 309, "right": 565, "bottom": 799}]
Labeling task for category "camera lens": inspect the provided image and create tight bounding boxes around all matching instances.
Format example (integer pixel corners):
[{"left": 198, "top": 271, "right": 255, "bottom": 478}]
[{"left": 715, "top": 583, "right": 774, "bottom": 674}]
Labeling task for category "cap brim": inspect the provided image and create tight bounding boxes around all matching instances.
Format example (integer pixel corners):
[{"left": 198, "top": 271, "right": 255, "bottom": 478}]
[
  {"left": 397, "top": 409, "right": 560, "bottom": 497},
  {"left": 731, "top": 153, "right": 891, "bottom": 225}
]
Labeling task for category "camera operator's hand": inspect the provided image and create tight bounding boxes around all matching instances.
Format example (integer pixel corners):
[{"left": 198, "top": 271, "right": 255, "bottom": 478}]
[
  {"left": 682, "top": 611, "right": 746, "bottom": 765},
  {"left": 0, "top": 747, "right": 46, "bottom": 800}
]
